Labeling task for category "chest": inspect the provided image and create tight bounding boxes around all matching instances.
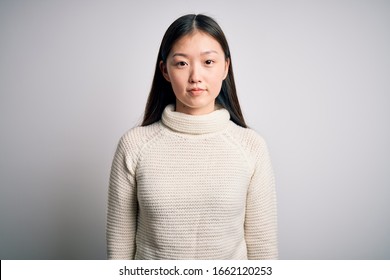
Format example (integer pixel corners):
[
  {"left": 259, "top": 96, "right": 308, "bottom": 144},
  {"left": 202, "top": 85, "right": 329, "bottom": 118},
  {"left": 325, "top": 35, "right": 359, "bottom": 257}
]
[{"left": 135, "top": 135, "right": 252, "bottom": 215}]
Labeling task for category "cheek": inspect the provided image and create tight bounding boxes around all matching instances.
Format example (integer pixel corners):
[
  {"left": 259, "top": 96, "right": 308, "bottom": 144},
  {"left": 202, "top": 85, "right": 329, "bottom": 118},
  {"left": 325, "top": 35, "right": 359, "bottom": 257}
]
[
  {"left": 169, "top": 75, "right": 184, "bottom": 90},
  {"left": 211, "top": 66, "right": 227, "bottom": 80},
  {"left": 167, "top": 72, "right": 188, "bottom": 95},
  {"left": 168, "top": 70, "right": 185, "bottom": 84},
  {"left": 210, "top": 69, "right": 226, "bottom": 86}
]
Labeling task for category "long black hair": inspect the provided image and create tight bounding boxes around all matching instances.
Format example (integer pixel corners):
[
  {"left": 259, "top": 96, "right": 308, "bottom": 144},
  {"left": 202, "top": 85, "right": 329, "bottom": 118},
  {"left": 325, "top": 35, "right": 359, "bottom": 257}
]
[{"left": 142, "top": 14, "right": 247, "bottom": 128}]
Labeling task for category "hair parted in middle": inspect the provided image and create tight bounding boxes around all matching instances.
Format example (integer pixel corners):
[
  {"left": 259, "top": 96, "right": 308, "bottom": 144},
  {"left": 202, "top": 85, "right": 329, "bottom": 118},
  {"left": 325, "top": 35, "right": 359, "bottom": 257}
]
[{"left": 142, "top": 14, "right": 247, "bottom": 128}]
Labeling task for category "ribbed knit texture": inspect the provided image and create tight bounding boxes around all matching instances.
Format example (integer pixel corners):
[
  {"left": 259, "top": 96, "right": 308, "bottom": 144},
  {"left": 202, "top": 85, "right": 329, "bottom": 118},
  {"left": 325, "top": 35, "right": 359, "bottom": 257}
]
[{"left": 107, "top": 105, "right": 277, "bottom": 259}]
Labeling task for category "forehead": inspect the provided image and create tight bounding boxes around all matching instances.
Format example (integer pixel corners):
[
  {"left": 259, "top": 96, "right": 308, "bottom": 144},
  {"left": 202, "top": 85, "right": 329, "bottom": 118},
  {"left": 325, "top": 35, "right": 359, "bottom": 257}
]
[{"left": 170, "top": 31, "right": 223, "bottom": 54}]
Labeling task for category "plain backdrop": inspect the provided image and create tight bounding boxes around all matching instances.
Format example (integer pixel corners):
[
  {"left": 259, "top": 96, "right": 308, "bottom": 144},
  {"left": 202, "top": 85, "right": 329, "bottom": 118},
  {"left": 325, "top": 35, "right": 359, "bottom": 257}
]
[{"left": 0, "top": 0, "right": 389, "bottom": 259}]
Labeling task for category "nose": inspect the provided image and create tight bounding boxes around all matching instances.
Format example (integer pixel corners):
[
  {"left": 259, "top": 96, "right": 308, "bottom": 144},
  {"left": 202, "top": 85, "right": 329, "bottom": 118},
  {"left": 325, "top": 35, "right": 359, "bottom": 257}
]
[{"left": 189, "top": 64, "right": 202, "bottom": 83}]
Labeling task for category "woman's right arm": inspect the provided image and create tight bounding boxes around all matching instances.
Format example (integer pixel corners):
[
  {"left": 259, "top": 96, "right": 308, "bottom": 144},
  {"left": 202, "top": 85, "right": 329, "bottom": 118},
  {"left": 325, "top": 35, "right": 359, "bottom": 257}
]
[{"left": 106, "top": 136, "right": 138, "bottom": 259}]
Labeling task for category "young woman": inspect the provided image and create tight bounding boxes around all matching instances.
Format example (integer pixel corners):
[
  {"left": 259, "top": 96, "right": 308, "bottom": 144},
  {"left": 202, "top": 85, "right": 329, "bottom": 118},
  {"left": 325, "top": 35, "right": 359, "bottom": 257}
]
[{"left": 107, "top": 14, "right": 277, "bottom": 260}]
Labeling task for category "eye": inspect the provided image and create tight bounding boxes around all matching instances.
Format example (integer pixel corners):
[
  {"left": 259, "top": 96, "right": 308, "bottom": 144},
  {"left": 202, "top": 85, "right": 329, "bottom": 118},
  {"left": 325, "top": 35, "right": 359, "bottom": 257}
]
[
  {"left": 176, "top": 61, "right": 188, "bottom": 68},
  {"left": 205, "top": 60, "right": 214, "bottom": 65}
]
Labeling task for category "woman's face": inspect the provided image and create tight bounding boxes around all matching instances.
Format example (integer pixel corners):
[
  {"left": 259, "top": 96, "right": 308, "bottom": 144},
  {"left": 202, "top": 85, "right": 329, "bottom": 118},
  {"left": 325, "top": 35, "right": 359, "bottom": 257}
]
[{"left": 160, "top": 31, "right": 229, "bottom": 115}]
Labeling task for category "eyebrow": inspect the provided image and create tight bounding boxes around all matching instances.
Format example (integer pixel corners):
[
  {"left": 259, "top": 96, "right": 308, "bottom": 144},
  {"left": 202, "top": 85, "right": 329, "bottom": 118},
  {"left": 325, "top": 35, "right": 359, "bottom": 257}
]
[{"left": 171, "top": 50, "right": 219, "bottom": 58}]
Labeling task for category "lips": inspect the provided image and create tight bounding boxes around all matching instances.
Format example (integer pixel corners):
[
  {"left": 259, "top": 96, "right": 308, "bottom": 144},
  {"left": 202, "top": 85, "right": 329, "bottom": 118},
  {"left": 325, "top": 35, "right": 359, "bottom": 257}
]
[{"left": 188, "top": 88, "right": 205, "bottom": 95}]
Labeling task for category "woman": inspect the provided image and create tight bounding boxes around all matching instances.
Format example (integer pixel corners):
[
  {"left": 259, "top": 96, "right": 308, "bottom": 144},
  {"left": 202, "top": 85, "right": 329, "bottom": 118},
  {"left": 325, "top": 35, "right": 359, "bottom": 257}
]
[{"left": 107, "top": 14, "right": 277, "bottom": 259}]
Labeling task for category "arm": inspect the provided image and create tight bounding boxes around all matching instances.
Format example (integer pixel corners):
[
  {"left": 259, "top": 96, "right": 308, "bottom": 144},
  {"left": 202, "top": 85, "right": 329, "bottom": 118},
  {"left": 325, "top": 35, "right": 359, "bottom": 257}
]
[
  {"left": 106, "top": 136, "right": 138, "bottom": 259},
  {"left": 244, "top": 140, "right": 278, "bottom": 259}
]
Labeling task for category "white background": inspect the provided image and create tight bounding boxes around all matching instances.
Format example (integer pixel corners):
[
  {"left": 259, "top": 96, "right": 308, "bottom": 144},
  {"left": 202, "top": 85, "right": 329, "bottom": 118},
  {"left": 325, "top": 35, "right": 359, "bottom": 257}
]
[{"left": 0, "top": 0, "right": 389, "bottom": 259}]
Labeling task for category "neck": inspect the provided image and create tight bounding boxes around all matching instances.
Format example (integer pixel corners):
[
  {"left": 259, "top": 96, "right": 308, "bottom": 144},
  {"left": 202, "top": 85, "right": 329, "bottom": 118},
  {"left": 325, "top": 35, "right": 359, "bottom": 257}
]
[
  {"left": 161, "top": 104, "right": 230, "bottom": 135},
  {"left": 174, "top": 100, "right": 216, "bottom": 115}
]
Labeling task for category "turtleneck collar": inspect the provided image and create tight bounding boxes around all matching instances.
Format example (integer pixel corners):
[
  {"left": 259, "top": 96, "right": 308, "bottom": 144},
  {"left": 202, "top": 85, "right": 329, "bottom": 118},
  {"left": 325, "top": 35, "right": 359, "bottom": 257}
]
[{"left": 161, "top": 104, "right": 230, "bottom": 135}]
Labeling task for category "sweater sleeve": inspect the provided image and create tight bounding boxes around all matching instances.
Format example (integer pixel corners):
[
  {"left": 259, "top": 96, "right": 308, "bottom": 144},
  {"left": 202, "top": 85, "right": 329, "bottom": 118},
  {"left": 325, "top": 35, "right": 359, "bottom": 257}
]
[
  {"left": 106, "top": 135, "right": 138, "bottom": 259},
  {"left": 244, "top": 138, "right": 278, "bottom": 259}
]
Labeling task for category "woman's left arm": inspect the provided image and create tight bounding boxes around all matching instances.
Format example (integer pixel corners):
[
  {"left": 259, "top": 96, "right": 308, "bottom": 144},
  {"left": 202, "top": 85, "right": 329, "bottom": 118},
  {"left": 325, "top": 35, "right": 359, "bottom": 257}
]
[{"left": 244, "top": 139, "right": 278, "bottom": 259}]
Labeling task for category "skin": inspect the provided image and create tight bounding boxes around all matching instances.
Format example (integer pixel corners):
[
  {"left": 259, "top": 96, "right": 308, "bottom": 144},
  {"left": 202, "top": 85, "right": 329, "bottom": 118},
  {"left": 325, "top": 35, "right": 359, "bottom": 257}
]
[{"left": 160, "top": 31, "right": 230, "bottom": 115}]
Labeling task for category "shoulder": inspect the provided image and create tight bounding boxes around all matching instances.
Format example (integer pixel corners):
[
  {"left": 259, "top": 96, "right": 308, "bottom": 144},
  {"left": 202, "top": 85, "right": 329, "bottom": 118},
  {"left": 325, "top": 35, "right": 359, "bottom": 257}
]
[
  {"left": 225, "top": 122, "right": 271, "bottom": 165},
  {"left": 116, "top": 122, "right": 164, "bottom": 156},
  {"left": 121, "top": 122, "right": 162, "bottom": 141},
  {"left": 226, "top": 122, "right": 268, "bottom": 151}
]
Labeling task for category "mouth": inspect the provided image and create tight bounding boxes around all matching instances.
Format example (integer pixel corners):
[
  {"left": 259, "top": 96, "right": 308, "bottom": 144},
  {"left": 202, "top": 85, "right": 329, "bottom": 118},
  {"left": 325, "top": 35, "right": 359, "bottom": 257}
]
[{"left": 188, "top": 88, "right": 206, "bottom": 95}]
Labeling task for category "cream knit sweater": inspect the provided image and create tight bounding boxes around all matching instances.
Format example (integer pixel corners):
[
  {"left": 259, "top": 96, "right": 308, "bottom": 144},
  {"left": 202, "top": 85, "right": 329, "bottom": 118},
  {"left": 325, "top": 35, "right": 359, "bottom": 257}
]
[{"left": 107, "top": 105, "right": 277, "bottom": 259}]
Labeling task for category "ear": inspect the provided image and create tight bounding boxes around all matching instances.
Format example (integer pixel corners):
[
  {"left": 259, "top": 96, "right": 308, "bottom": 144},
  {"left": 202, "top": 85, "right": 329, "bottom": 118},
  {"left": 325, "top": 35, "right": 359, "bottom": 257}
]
[
  {"left": 159, "top": 60, "right": 171, "bottom": 82},
  {"left": 223, "top": 58, "right": 230, "bottom": 80}
]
